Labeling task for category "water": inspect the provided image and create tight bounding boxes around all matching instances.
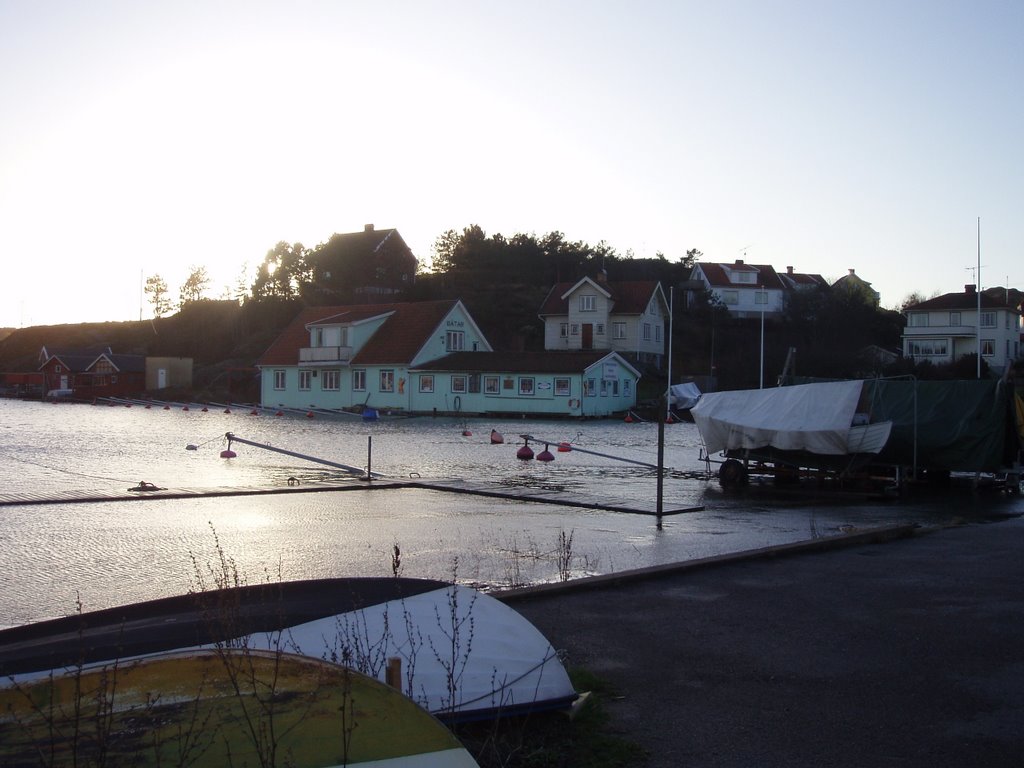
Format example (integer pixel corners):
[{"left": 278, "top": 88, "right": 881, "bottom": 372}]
[{"left": 1, "top": 398, "right": 1019, "bottom": 628}]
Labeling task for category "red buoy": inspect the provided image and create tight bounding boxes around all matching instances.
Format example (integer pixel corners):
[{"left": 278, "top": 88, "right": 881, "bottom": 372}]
[
  {"left": 276, "top": 410, "right": 284, "bottom": 417},
  {"left": 624, "top": 414, "right": 634, "bottom": 423},
  {"left": 220, "top": 449, "right": 237, "bottom": 459},
  {"left": 557, "top": 442, "right": 572, "bottom": 452},
  {"left": 462, "top": 429, "right": 473, "bottom": 437},
  {"left": 223, "top": 408, "right": 231, "bottom": 414},
  {"left": 250, "top": 409, "right": 259, "bottom": 416},
  {"left": 163, "top": 405, "right": 170, "bottom": 411},
  {"left": 145, "top": 404, "right": 152, "bottom": 409},
  {"left": 201, "top": 406, "right": 209, "bottom": 413},
  {"left": 516, "top": 443, "right": 535, "bottom": 461},
  {"left": 490, "top": 429, "right": 504, "bottom": 444},
  {"left": 182, "top": 405, "right": 189, "bottom": 412},
  {"left": 537, "top": 445, "right": 555, "bottom": 462},
  {"left": 306, "top": 411, "right": 314, "bottom": 418}
]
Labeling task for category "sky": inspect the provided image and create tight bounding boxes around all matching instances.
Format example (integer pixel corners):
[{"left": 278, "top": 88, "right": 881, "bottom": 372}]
[{"left": 1, "top": 1, "right": 1021, "bottom": 328}]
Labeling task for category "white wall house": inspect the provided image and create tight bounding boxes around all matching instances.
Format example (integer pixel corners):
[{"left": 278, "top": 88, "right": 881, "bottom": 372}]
[
  {"left": 690, "top": 260, "right": 786, "bottom": 318},
  {"left": 902, "top": 285, "right": 1021, "bottom": 373},
  {"left": 538, "top": 275, "right": 669, "bottom": 370}
]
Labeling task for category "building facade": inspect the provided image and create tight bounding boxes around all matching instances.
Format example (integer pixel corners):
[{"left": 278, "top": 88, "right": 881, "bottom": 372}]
[{"left": 901, "top": 285, "right": 1021, "bottom": 373}]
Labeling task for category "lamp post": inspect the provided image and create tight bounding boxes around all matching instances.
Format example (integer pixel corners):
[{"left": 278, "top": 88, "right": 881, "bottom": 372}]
[{"left": 759, "top": 286, "right": 767, "bottom": 388}]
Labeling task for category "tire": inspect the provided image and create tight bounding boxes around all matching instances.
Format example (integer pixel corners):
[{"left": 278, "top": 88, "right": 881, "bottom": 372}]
[{"left": 719, "top": 459, "right": 748, "bottom": 487}]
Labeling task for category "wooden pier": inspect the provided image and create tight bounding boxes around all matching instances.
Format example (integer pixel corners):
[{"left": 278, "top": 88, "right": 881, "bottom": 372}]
[{"left": 0, "top": 478, "right": 704, "bottom": 517}]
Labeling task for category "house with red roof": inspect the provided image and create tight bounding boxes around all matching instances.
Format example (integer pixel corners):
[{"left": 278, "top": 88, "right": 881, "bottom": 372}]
[
  {"left": 257, "top": 298, "right": 641, "bottom": 417},
  {"left": 901, "top": 284, "right": 1021, "bottom": 373},
  {"left": 537, "top": 274, "right": 669, "bottom": 371},
  {"left": 39, "top": 347, "right": 146, "bottom": 398},
  {"left": 690, "top": 260, "right": 787, "bottom": 318}
]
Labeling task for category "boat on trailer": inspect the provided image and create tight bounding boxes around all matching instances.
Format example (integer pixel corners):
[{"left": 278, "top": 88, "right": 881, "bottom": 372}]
[{"left": 693, "top": 378, "right": 1024, "bottom": 490}]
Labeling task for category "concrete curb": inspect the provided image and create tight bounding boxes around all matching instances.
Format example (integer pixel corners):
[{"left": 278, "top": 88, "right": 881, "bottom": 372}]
[{"left": 496, "top": 522, "right": 923, "bottom": 603}]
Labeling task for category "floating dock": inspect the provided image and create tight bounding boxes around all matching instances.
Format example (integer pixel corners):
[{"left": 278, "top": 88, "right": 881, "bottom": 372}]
[{"left": 0, "top": 478, "right": 703, "bottom": 517}]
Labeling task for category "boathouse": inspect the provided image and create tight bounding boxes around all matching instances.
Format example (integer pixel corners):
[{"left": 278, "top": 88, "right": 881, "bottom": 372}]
[{"left": 256, "top": 300, "right": 641, "bottom": 417}]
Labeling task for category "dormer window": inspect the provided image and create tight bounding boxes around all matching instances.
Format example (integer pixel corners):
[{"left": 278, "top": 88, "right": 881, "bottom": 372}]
[
  {"left": 735, "top": 272, "right": 755, "bottom": 284},
  {"left": 579, "top": 295, "right": 596, "bottom": 311}
]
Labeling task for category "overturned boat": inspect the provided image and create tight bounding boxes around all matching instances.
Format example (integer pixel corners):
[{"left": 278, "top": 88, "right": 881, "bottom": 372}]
[
  {"left": 692, "top": 378, "right": 1023, "bottom": 489},
  {"left": 0, "top": 577, "right": 578, "bottom": 724}
]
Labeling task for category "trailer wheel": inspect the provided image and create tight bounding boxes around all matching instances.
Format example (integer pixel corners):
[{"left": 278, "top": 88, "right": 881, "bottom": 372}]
[{"left": 719, "top": 459, "right": 748, "bottom": 487}]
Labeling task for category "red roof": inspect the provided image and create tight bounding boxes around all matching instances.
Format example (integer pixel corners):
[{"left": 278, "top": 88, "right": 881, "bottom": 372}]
[
  {"left": 696, "top": 262, "right": 785, "bottom": 290},
  {"left": 908, "top": 290, "right": 1018, "bottom": 312},
  {"left": 538, "top": 278, "right": 662, "bottom": 316},
  {"left": 257, "top": 301, "right": 460, "bottom": 367}
]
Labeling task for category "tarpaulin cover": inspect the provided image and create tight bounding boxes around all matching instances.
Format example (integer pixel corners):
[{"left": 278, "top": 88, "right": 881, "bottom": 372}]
[
  {"left": 668, "top": 382, "right": 702, "bottom": 409},
  {"left": 691, "top": 380, "right": 864, "bottom": 455},
  {"left": 864, "top": 379, "right": 1016, "bottom": 472}
]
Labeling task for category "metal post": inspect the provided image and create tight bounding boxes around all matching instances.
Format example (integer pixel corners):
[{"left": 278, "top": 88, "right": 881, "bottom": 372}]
[
  {"left": 759, "top": 287, "right": 766, "bottom": 388},
  {"left": 656, "top": 396, "right": 665, "bottom": 526},
  {"left": 366, "top": 435, "right": 373, "bottom": 481}
]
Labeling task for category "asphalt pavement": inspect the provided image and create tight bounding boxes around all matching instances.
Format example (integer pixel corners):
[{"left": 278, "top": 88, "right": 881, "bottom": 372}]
[{"left": 504, "top": 515, "right": 1024, "bottom": 767}]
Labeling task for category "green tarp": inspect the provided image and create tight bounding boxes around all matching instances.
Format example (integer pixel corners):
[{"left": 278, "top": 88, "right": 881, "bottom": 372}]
[{"left": 860, "top": 379, "right": 1018, "bottom": 473}]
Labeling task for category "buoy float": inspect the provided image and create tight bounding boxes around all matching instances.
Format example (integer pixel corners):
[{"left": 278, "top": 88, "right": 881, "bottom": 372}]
[
  {"left": 145, "top": 404, "right": 151, "bottom": 409},
  {"left": 125, "top": 403, "right": 132, "bottom": 408},
  {"left": 557, "top": 441, "right": 572, "bottom": 452},
  {"left": 163, "top": 405, "right": 170, "bottom": 411},
  {"left": 223, "top": 408, "right": 231, "bottom": 414},
  {"left": 536, "top": 444, "right": 555, "bottom": 462},
  {"left": 201, "top": 406, "right": 209, "bottom": 413},
  {"left": 516, "top": 440, "right": 534, "bottom": 461},
  {"left": 276, "top": 410, "right": 284, "bottom": 417},
  {"left": 490, "top": 429, "right": 504, "bottom": 444},
  {"left": 462, "top": 429, "right": 473, "bottom": 437},
  {"left": 107, "top": 402, "right": 116, "bottom": 407},
  {"left": 306, "top": 411, "right": 314, "bottom": 419},
  {"left": 624, "top": 413, "right": 634, "bottom": 423},
  {"left": 182, "top": 405, "right": 189, "bottom": 412},
  {"left": 185, "top": 444, "right": 198, "bottom": 451},
  {"left": 220, "top": 449, "right": 237, "bottom": 459},
  {"left": 250, "top": 409, "right": 259, "bottom": 416}
]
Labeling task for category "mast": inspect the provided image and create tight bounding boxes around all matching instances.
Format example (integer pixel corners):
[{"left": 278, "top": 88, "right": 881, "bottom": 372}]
[{"left": 977, "top": 217, "right": 981, "bottom": 379}]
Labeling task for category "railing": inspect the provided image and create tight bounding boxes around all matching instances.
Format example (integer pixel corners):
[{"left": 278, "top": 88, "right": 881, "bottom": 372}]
[{"left": 299, "top": 346, "right": 353, "bottom": 363}]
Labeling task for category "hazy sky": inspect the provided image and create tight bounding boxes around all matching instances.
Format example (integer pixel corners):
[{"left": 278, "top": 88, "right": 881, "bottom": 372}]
[{"left": 1, "top": 1, "right": 1021, "bottom": 327}]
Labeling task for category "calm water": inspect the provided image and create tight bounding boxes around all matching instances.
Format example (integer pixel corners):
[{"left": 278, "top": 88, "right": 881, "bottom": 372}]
[{"left": 1, "top": 398, "right": 1018, "bottom": 628}]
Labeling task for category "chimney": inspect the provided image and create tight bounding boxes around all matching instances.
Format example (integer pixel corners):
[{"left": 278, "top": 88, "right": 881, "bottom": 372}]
[
  {"left": 735, "top": 259, "right": 744, "bottom": 265},
  {"left": 848, "top": 268, "right": 856, "bottom": 276},
  {"left": 787, "top": 266, "right": 794, "bottom": 275},
  {"left": 965, "top": 284, "right": 976, "bottom": 294},
  {"left": 364, "top": 223, "right": 375, "bottom": 232},
  {"left": 597, "top": 269, "right": 608, "bottom": 284}
]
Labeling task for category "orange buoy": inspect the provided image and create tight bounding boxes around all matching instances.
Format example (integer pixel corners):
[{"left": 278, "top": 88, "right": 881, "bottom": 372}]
[
  {"left": 276, "top": 410, "right": 284, "bottom": 417},
  {"left": 490, "top": 429, "right": 504, "bottom": 444},
  {"left": 557, "top": 442, "right": 572, "bottom": 452},
  {"left": 462, "top": 429, "right": 473, "bottom": 437},
  {"left": 306, "top": 411, "right": 314, "bottom": 418}
]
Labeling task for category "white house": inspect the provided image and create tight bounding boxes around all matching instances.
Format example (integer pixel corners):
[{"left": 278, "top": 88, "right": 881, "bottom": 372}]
[
  {"left": 690, "top": 260, "right": 786, "bottom": 318},
  {"left": 537, "top": 274, "right": 669, "bottom": 370},
  {"left": 902, "top": 285, "right": 1021, "bottom": 373}
]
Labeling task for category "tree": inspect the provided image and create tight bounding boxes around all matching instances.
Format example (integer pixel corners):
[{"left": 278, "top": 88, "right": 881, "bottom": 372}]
[
  {"left": 144, "top": 274, "right": 173, "bottom": 318},
  {"left": 179, "top": 265, "right": 211, "bottom": 306},
  {"left": 251, "top": 242, "right": 309, "bottom": 300}
]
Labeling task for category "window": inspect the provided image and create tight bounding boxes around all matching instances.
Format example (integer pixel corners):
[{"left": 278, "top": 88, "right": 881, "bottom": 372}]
[
  {"left": 754, "top": 291, "right": 768, "bottom": 305},
  {"left": 584, "top": 378, "right": 596, "bottom": 397},
  {"left": 313, "top": 327, "right": 324, "bottom": 346},
  {"left": 596, "top": 323, "right": 605, "bottom": 335},
  {"left": 484, "top": 375, "right": 500, "bottom": 394},
  {"left": 613, "top": 322, "right": 626, "bottom": 339},
  {"left": 735, "top": 271, "right": 755, "bottom": 284},
  {"left": 579, "top": 295, "right": 596, "bottom": 311},
  {"left": 419, "top": 375, "right": 434, "bottom": 393},
  {"left": 909, "top": 313, "right": 929, "bottom": 327},
  {"left": 599, "top": 380, "right": 608, "bottom": 396},
  {"left": 949, "top": 311, "right": 960, "bottom": 326},
  {"left": 722, "top": 290, "right": 738, "bottom": 305},
  {"left": 322, "top": 370, "right": 340, "bottom": 390},
  {"left": 559, "top": 323, "right": 568, "bottom": 338},
  {"left": 468, "top": 374, "right": 481, "bottom": 393},
  {"left": 451, "top": 375, "right": 467, "bottom": 393},
  {"left": 655, "top": 326, "right": 661, "bottom": 343},
  {"left": 980, "top": 312, "right": 996, "bottom": 328},
  {"left": 908, "top": 340, "right": 948, "bottom": 357},
  {"left": 611, "top": 380, "right": 619, "bottom": 396},
  {"left": 273, "top": 370, "right": 286, "bottom": 390},
  {"left": 446, "top": 330, "right": 465, "bottom": 351},
  {"left": 353, "top": 370, "right": 366, "bottom": 391},
  {"left": 298, "top": 370, "right": 312, "bottom": 391},
  {"left": 55, "top": 364, "right": 62, "bottom": 373},
  {"left": 380, "top": 370, "right": 395, "bottom": 392},
  {"left": 623, "top": 380, "right": 632, "bottom": 397},
  {"left": 519, "top": 377, "right": 535, "bottom": 395},
  {"left": 643, "top": 323, "right": 652, "bottom": 341},
  {"left": 554, "top": 377, "right": 571, "bottom": 396},
  {"left": 981, "top": 339, "right": 995, "bottom": 357},
  {"left": 570, "top": 324, "right": 579, "bottom": 336},
  {"left": 503, "top": 377, "right": 515, "bottom": 390}
]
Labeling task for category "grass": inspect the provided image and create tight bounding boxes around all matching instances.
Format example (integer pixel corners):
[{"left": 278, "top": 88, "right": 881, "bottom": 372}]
[{"left": 455, "top": 669, "right": 648, "bottom": 768}]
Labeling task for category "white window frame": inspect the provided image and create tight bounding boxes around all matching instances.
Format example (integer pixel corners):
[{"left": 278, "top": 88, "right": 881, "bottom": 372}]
[
  {"left": 353, "top": 369, "right": 366, "bottom": 391},
  {"left": 380, "top": 369, "right": 395, "bottom": 392},
  {"left": 484, "top": 375, "right": 499, "bottom": 394},
  {"left": 446, "top": 330, "right": 465, "bottom": 352},
  {"left": 980, "top": 312, "right": 996, "bottom": 328},
  {"left": 613, "top": 322, "right": 627, "bottom": 339},
  {"left": 451, "top": 375, "right": 468, "bottom": 393},
  {"left": 559, "top": 322, "right": 569, "bottom": 338},
  {"left": 298, "top": 370, "right": 312, "bottom": 391},
  {"left": 273, "top": 369, "right": 286, "bottom": 390},
  {"left": 579, "top": 294, "right": 596, "bottom": 311},
  {"left": 322, "top": 369, "right": 340, "bottom": 391},
  {"left": 981, "top": 339, "right": 995, "bottom": 357},
  {"left": 519, "top": 377, "right": 535, "bottom": 396},
  {"left": 419, "top": 375, "right": 434, "bottom": 393},
  {"left": 554, "top": 377, "right": 571, "bottom": 396}
]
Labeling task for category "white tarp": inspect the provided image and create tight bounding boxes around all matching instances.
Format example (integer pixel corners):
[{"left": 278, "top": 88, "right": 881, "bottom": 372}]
[
  {"left": 691, "top": 380, "right": 865, "bottom": 455},
  {"left": 668, "top": 382, "right": 702, "bottom": 409}
]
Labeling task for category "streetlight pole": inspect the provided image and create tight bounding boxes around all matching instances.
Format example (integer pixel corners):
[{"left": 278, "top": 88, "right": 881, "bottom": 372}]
[{"left": 759, "top": 286, "right": 767, "bottom": 388}]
